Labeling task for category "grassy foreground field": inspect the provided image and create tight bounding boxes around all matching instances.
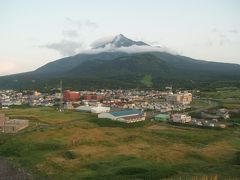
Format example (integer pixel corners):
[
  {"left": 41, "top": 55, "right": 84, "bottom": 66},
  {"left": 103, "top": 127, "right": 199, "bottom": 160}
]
[{"left": 0, "top": 107, "right": 240, "bottom": 179}]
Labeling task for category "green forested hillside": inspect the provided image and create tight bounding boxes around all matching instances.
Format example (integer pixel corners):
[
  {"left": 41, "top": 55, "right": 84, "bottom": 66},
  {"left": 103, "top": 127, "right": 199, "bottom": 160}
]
[{"left": 0, "top": 52, "right": 240, "bottom": 90}]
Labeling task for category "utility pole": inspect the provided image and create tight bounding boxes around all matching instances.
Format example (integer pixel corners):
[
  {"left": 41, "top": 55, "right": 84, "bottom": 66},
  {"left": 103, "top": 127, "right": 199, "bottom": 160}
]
[{"left": 59, "top": 80, "right": 64, "bottom": 112}]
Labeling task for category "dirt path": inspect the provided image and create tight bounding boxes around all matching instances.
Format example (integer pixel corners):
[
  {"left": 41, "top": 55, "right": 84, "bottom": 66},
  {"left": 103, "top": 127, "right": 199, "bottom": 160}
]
[{"left": 0, "top": 158, "right": 32, "bottom": 180}]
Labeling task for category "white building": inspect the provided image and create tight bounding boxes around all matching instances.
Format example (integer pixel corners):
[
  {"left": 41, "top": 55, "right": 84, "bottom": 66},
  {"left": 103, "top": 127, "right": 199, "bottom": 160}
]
[
  {"left": 75, "top": 104, "right": 110, "bottom": 113},
  {"left": 75, "top": 105, "right": 92, "bottom": 112},
  {"left": 166, "top": 92, "right": 192, "bottom": 105},
  {"left": 91, "top": 106, "right": 110, "bottom": 113},
  {"left": 171, "top": 113, "right": 191, "bottom": 123},
  {"left": 64, "top": 102, "right": 74, "bottom": 110}
]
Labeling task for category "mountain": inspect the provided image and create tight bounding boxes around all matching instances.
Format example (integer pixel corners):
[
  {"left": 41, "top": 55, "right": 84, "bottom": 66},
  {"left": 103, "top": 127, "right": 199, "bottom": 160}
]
[
  {"left": 91, "top": 34, "right": 149, "bottom": 49},
  {"left": 0, "top": 34, "right": 240, "bottom": 90}
]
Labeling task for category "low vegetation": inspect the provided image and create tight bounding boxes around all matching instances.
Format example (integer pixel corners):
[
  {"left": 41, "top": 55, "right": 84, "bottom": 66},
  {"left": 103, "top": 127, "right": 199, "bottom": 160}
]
[{"left": 0, "top": 90, "right": 240, "bottom": 179}]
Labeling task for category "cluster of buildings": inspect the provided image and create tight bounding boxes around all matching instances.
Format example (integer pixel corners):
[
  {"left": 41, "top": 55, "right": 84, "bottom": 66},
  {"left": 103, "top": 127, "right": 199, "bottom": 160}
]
[
  {"left": 153, "top": 113, "right": 191, "bottom": 124},
  {"left": 0, "top": 88, "right": 194, "bottom": 124},
  {"left": 153, "top": 106, "right": 231, "bottom": 128},
  {"left": 201, "top": 108, "right": 230, "bottom": 120},
  {"left": 189, "top": 108, "right": 231, "bottom": 128},
  {"left": 153, "top": 111, "right": 228, "bottom": 128},
  {"left": 61, "top": 89, "right": 229, "bottom": 128},
  {"left": 62, "top": 89, "right": 193, "bottom": 123},
  {"left": 0, "top": 89, "right": 59, "bottom": 107},
  {"left": 64, "top": 89, "right": 192, "bottom": 111},
  {"left": 190, "top": 118, "right": 226, "bottom": 128},
  {"left": 0, "top": 90, "right": 26, "bottom": 108},
  {"left": 0, "top": 114, "right": 29, "bottom": 133},
  {"left": 1, "top": 89, "right": 192, "bottom": 111},
  {"left": 0, "top": 88, "right": 232, "bottom": 128}
]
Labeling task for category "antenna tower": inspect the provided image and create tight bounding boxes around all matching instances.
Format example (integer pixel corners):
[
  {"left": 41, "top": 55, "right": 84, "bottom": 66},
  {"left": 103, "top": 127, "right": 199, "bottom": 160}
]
[{"left": 59, "top": 80, "right": 64, "bottom": 112}]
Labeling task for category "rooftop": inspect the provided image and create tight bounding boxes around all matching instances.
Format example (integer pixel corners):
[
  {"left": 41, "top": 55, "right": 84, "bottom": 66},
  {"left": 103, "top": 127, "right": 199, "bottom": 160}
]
[
  {"left": 110, "top": 109, "right": 141, "bottom": 117},
  {"left": 155, "top": 114, "right": 169, "bottom": 118}
]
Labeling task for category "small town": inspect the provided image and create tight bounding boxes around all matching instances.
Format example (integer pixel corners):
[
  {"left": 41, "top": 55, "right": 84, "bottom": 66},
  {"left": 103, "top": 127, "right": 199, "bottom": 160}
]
[{"left": 0, "top": 86, "right": 237, "bottom": 133}]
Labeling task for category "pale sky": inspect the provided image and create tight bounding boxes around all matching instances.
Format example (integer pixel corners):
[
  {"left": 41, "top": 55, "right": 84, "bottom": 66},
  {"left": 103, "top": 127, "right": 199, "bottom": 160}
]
[{"left": 0, "top": 0, "right": 240, "bottom": 75}]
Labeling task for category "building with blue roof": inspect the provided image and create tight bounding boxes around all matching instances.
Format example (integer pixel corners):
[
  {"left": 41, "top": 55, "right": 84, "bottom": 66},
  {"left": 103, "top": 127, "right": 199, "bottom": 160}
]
[
  {"left": 98, "top": 109, "right": 146, "bottom": 123},
  {"left": 110, "top": 109, "right": 141, "bottom": 117}
]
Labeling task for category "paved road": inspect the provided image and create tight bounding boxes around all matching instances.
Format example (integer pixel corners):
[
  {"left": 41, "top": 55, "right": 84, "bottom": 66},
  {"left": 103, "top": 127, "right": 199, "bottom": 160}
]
[{"left": 0, "top": 158, "right": 32, "bottom": 180}]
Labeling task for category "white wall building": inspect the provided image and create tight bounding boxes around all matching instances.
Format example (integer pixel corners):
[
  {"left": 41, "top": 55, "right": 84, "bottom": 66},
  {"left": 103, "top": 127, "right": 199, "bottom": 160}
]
[
  {"left": 166, "top": 92, "right": 192, "bottom": 105},
  {"left": 171, "top": 113, "right": 191, "bottom": 123},
  {"left": 91, "top": 106, "right": 110, "bottom": 113},
  {"left": 75, "top": 104, "right": 110, "bottom": 113}
]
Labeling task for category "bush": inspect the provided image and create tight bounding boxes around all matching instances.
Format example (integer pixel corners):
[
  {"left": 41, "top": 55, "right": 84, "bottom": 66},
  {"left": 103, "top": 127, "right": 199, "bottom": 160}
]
[
  {"left": 0, "top": 140, "right": 25, "bottom": 157},
  {"left": 63, "top": 151, "right": 76, "bottom": 159},
  {"left": 89, "top": 118, "right": 149, "bottom": 128},
  {"left": 233, "top": 151, "right": 240, "bottom": 165},
  {"left": 34, "top": 140, "right": 65, "bottom": 151},
  {"left": 116, "top": 167, "right": 149, "bottom": 175},
  {"left": 84, "top": 155, "right": 177, "bottom": 179}
]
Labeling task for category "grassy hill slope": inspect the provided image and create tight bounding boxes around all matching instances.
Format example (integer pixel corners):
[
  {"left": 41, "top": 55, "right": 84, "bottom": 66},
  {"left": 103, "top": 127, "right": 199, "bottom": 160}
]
[{"left": 0, "top": 106, "right": 239, "bottom": 179}]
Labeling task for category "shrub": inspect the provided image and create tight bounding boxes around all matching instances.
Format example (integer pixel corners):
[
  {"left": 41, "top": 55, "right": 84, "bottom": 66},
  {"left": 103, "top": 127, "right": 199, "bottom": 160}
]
[
  {"left": 63, "top": 151, "right": 76, "bottom": 159},
  {"left": 233, "top": 151, "right": 240, "bottom": 165}
]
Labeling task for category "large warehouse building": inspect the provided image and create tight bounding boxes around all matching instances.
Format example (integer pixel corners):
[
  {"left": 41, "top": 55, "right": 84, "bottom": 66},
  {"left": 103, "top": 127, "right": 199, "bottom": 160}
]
[{"left": 98, "top": 109, "right": 146, "bottom": 123}]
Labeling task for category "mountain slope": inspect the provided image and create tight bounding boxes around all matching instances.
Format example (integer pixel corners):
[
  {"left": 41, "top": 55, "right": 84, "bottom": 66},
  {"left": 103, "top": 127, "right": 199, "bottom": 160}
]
[
  {"left": 0, "top": 34, "right": 240, "bottom": 90},
  {"left": 34, "top": 52, "right": 128, "bottom": 75},
  {"left": 67, "top": 53, "right": 240, "bottom": 82}
]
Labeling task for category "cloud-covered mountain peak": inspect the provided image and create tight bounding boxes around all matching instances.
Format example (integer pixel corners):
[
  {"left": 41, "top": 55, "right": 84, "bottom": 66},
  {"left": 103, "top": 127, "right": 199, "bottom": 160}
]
[{"left": 91, "top": 34, "right": 149, "bottom": 49}]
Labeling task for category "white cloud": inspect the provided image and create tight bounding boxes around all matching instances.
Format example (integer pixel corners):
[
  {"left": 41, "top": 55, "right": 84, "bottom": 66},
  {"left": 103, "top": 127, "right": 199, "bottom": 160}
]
[
  {"left": 229, "top": 29, "right": 238, "bottom": 34},
  {"left": 206, "top": 39, "right": 213, "bottom": 47},
  {"left": 90, "top": 35, "right": 115, "bottom": 48},
  {"left": 65, "top": 17, "right": 82, "bottom": 29},
  {"left": 81, "top": 44, "right": 178, "bottom": 55},
  {"left": 65, "top": 18, "right": 99, "bottom": 30},
  {"left": 62, "top": 30, "right": 79, "bottom": 38},
  {"left": 211, "top": 28, "right": 218, "bottom": 33},
  {"left": 85, "top": 20, "right": 99, "bottom": 29},
  {"left": 219, "top": 34, "right": 231, "bottom": 46},
  {"left": 40, "top": 40, "right": 84, "bottom": 56}
]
